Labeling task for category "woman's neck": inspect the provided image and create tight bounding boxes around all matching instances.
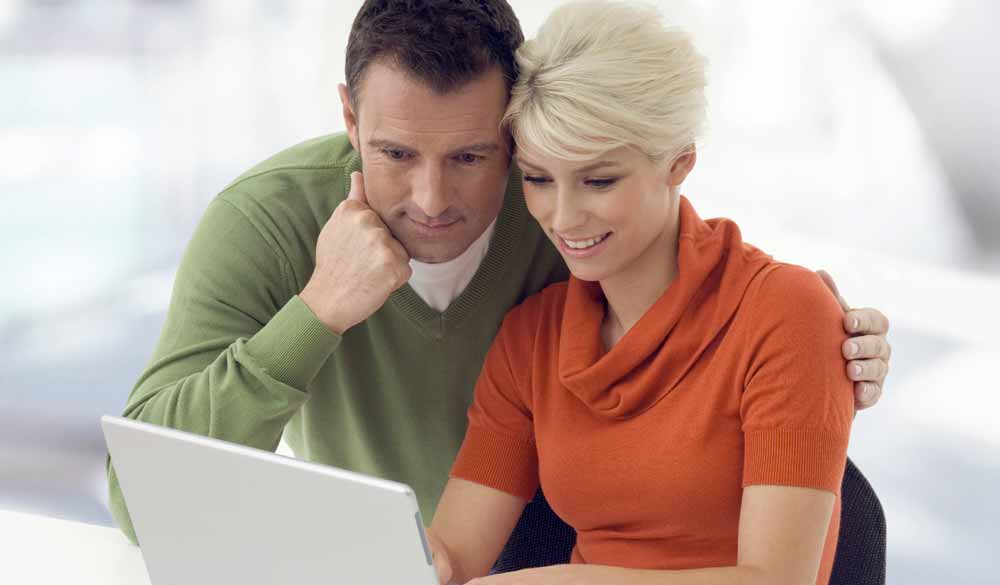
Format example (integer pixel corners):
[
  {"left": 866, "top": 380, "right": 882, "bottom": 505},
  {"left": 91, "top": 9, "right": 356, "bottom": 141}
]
[{"left": 599, "top": 198, "right": 681, "bottom": 349}]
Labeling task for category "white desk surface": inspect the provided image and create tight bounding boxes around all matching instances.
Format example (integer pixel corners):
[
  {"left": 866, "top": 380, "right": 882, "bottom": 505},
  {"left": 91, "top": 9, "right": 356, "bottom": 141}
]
[{"left": 0, "top": 508, "right": 150, "bottom": 585}]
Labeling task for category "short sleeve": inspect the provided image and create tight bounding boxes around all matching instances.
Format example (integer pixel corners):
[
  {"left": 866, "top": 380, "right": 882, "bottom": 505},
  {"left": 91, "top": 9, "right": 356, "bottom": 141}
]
[
  {"left": 740, "top": 265, "right": 855, "bottom": 494},
  {"left": 449, "top": 303, "right": 540, "bottom": 501}
]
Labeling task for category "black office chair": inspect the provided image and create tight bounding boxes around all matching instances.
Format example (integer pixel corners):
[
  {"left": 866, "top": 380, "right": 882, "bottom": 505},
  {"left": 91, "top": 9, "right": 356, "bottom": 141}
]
[
  {"left": 490, "top": 487, "right": 575, "bottom": 573},
  {"left": 491, "top": 457, "right": 886, "bottom": 585},
  {"left": 829, "top": 458, "right": 887, "bottom": 585}
]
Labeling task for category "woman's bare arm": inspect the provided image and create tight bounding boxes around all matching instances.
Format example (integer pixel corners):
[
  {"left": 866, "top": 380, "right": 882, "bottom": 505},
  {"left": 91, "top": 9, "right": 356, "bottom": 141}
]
[
  {"left": 459, "top": 484, "right": 835, "bottom": 585},
  {"left": 428, "top": 478, "right": 528, "bottom": 584}
]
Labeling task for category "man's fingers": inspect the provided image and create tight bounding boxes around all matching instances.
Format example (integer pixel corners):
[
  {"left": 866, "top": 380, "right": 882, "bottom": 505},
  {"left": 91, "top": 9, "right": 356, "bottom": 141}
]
[
  {"left": 346, "top": 171, "right": 368, "bottom": 204},
  {"left": 854, "top": 382, "right": 882, "bottom": 410},
  {"left": 844, "top": 307, "right": 890, "bottom": 335},
  {"left": 382, "top": 230, "right": 411, "bottom": 263},
  {"left": 817, "top": 269, "right": 850, "bottom": 313},
  {"left": 843, "top": 335, "right": 891, "bottom": 361},
  {"left": 372, "top": 232, "right": 411, "bottom": 288},
  {"left": 846, "top": 358, "right": 889, "bottom": 383},
  {"left": 396, "top": 261, "right": 413, "bottom": 288}
]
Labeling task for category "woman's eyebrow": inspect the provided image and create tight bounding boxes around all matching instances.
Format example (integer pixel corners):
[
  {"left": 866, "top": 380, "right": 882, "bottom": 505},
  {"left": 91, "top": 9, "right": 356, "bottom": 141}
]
[
  {"left": 514, "top": 157, "right": 547, "bottom": 173},
  {"left": 516, "top": 157, "right": 620, "bottom": 174},
  {"left": 574, "top": 160, "right": 620, "bottom": 174}
]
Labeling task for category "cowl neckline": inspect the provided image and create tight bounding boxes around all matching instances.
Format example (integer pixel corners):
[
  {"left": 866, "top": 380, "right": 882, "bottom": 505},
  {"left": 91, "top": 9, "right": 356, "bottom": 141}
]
[{"left": 557, "top": 196, "right": 773, "bottom": 419}]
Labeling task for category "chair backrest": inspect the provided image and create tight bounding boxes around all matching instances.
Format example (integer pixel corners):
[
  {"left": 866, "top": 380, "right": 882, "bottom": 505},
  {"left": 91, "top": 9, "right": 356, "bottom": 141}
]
[
  {"left": 829, "top": 458, "right": 887, "bottom": 585},
  {"left": 491, "top": 457, "right": 885, "bottom": 584},
  {"left": 490, "top": 487, "right": 574, "bottom": 573}
]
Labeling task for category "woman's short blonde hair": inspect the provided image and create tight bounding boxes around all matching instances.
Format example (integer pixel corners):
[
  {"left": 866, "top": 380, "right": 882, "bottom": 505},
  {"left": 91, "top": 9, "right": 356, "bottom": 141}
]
[{"left": 503, "top": 0, "right": 707, "bottom": 164}]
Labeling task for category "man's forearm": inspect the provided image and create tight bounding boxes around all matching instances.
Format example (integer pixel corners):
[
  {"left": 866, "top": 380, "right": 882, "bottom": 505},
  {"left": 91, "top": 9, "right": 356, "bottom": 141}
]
[{"left": 107, "top": 295, "right": 340, "bottom": 543}]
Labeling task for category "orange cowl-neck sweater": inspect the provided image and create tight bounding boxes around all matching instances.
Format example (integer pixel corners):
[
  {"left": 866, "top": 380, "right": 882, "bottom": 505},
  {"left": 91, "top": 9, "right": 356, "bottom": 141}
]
[{"left": 451, "top": 197, "right": 854, "bottom": 584}]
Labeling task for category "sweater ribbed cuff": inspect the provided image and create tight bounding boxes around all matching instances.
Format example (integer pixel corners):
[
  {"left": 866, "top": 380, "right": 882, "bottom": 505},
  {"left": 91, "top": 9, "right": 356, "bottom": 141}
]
[
  {"left": 743, "top": 428, "right": 850, "bottom": 494},
  {"left": 450, "top": 424, "right": 539, "bottom": 502},
  {"left": 244, "top": 295, "right": 342, "bottom": 390}
]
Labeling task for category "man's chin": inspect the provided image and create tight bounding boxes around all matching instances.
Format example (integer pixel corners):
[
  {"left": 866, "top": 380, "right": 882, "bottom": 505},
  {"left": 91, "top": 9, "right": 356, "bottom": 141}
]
[
  {"left": 391, "top": 220, "right": 481, "bottom": 264},
  {"left": 400, "top": 239, "right": 468, "bottom": 264}
]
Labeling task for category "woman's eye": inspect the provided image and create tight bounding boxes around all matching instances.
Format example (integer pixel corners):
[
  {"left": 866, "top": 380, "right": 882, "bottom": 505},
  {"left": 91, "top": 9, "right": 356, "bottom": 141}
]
[
  {"left": 456, "top": 153, "right": 482, "bottom": 165},
  {"left": 587, "top": 178, "right": 619, "bottom": 189},
  {"left": 523, "top": 175, "right": 551, "bottom": 185}
]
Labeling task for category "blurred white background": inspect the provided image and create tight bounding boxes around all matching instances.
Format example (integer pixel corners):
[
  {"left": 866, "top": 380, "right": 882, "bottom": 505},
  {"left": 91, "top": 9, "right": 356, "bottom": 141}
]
[{"left": 1, "top": 0, "right": 997, "bottom": 583}]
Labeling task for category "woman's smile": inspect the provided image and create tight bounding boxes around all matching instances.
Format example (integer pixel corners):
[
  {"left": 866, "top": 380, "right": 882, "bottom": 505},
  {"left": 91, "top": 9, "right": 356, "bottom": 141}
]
[{"left": 556, "top": 231, "right": 613, "bottom": 258}]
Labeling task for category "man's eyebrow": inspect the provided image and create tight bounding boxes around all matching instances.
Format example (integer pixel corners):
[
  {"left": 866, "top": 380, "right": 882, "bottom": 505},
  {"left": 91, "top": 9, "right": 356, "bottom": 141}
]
[
  {"left": 368, "top": 138, "right": 415, "bottom": 151},
  {"left": 449, "top": 142, "right": 500, "bottom": 155},
  {"left": 367, "top": 139, "right": 500, "bottom": 156}
]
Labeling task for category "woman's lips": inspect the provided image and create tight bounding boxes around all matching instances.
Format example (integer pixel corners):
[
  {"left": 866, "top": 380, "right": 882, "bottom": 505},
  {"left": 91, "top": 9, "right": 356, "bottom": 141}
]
[{"left": 557, "top": 232, "right": 613, "bottom": 258}]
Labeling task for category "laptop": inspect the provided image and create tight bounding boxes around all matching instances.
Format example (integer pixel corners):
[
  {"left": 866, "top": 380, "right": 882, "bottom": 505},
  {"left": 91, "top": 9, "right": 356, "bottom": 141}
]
[{"left": 101, "top": 415, "right": 439, "bottom": 585}]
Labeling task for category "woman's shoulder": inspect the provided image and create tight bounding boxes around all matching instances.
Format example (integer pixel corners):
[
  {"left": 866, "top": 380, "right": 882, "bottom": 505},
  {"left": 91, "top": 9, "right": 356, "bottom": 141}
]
[
  {"left": 749, "top": 262, "right": 837, "bottom": 304},
  {"left": 495, "top": 280, "right": 571, "bottom": 349},
  {"left": 741, "top": 262, "right": 844, "bottom": 335},
  {"left": 507, "top": 280, "right": 571, "bottom": 323}
]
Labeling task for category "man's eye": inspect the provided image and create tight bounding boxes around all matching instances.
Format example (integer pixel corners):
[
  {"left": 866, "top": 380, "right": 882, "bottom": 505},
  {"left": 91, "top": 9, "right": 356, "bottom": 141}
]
[
  {"left": 523, "top": 175, "right": 551, "bottom": 185},
  {"left": 456, "top": 153, "right": 483, "bottom": 165},
  {"left": 384, "top": 148, "right": 409, "bottom": 161}
]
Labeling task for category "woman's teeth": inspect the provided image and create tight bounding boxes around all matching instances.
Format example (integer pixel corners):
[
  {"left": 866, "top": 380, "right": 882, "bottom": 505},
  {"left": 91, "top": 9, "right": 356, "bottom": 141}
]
[{"left": 563, "top": 233, "right": 608, "bottom": 249}]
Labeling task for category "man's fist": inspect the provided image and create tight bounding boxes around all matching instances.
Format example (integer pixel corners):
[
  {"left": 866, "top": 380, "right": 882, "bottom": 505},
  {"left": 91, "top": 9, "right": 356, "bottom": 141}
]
[{"left": 300, "top": 172, "right": 412, "bottom": 335}]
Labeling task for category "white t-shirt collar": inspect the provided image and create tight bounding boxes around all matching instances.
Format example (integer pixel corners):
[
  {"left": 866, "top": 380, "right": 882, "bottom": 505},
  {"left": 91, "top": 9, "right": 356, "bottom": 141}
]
[{"left": 407, "top": 218, "right": 498, "bottom": 312}]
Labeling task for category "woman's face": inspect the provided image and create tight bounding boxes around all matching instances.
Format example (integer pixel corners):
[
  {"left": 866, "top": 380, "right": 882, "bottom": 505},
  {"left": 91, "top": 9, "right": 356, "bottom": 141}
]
[{"left": 516, "top": 143, "right": 694, "bottom": 283}]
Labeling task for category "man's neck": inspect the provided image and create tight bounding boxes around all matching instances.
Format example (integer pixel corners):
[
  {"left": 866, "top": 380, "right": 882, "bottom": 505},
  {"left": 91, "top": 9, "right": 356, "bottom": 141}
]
[{"left": 407, "top": 218, "right": 498, "bottom": 312}]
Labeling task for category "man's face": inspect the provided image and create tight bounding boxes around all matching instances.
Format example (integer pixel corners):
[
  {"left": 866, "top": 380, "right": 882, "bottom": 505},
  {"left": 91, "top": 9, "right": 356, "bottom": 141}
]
[{"left": 341, "top": 62, "right": 512, "bottom": 263}]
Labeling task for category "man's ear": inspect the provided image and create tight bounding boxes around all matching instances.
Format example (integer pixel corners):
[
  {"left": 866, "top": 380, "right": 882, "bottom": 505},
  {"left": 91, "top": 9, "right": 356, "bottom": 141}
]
[
  {"left": 338, "top": 83, "right": 360, "bottom": 151},
  {"left": 667, "top": 147, "right": 697, "bottom": 187}
]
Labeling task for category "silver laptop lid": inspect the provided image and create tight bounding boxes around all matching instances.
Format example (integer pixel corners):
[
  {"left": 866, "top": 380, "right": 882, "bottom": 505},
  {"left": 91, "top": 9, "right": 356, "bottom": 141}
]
[{"left": 102, "top": 415, "right": 438, "bottom": 585}]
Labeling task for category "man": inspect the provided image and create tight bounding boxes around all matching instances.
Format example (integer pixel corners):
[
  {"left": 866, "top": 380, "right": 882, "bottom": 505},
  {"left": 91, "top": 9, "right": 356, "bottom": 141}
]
[{"left": 108, "top": 0, "right": 891, "bottom": 545}]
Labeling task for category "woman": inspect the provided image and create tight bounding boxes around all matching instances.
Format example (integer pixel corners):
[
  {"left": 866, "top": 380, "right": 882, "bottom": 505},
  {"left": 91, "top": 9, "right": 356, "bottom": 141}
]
[{"left": 428, "top": 2, "right": 855, "bottom": 584}]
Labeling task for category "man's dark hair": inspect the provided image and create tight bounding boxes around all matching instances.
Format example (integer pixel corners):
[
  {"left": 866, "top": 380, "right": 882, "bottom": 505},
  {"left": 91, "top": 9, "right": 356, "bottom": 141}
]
[{"left": 345, "top": 0, "right": 524, "bottom": 107}]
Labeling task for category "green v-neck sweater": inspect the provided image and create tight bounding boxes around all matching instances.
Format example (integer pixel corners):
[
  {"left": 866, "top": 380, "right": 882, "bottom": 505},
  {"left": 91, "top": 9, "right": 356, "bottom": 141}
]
[{"left": 107, "top": 133, "right": 568, "bottom": 544}]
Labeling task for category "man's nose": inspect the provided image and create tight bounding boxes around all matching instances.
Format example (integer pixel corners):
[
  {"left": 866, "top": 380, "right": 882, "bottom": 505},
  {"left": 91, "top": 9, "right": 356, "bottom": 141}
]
[{"left": 411, "top": 164, "right": 450, "bottom": 219}]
